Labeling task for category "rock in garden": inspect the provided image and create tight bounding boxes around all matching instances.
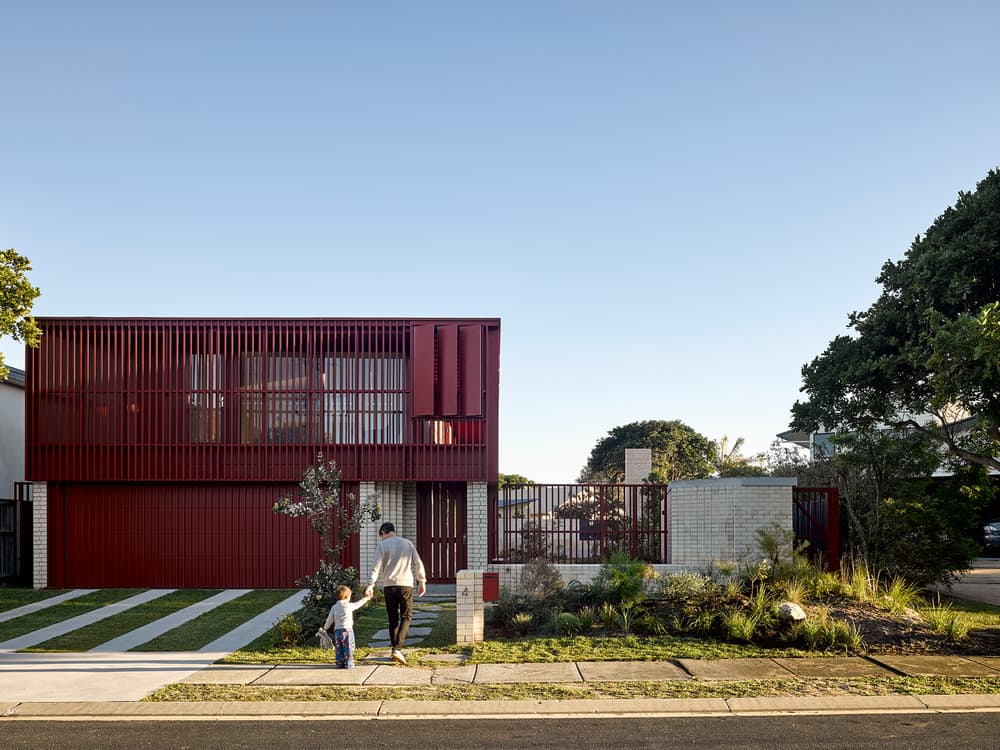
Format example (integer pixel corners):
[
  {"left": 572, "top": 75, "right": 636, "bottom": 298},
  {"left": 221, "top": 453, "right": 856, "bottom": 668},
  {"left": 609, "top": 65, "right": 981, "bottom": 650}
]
[{"left": 777, "top": 602, "right": 807, "bottom": 622}]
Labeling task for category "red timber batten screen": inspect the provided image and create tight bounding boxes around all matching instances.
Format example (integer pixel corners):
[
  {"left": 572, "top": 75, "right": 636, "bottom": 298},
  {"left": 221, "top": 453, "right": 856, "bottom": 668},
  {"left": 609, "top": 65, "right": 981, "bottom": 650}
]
[
  {"left": 25, "top": 317, "right": 500, "bottom": 588},
  {"left": 26, "top": 318, "right": 500, "bottom": 484}
]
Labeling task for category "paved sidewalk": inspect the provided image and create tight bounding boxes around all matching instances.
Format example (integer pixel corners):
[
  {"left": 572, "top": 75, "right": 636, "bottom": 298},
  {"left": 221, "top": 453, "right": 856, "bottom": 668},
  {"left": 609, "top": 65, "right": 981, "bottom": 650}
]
[
  {"left": 4, "top": 655, "right": 1000, "bottom": 720},
  {"left": 178, "top": 654, "right": 1000, "bottom": 687}
]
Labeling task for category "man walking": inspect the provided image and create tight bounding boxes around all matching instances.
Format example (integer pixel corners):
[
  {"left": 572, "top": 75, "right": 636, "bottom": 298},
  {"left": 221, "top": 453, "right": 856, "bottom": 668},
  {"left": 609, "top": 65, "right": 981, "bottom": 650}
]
[{"left": 364, "top": 521, "right": 427, "bottom": 665}]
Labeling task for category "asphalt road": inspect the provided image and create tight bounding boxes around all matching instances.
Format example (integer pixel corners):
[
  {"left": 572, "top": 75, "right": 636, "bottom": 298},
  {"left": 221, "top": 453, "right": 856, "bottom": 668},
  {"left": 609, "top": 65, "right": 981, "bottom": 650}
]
[{"left": 2, "top": 715, "right": 995, "bottom": 749}]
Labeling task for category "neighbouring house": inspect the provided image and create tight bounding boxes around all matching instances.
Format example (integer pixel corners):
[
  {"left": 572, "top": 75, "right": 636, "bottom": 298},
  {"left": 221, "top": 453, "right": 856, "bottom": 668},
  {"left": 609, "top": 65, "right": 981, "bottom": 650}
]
[
  {"left": 0, "top": 367, "right": 26, "bottom": 497},
  {"left": 26, "top": 317, "right": 500, "bottom": 588}
]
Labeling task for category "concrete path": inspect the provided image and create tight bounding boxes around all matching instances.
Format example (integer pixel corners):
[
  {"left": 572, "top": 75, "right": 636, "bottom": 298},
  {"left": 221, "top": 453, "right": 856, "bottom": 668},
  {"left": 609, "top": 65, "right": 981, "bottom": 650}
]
[
  {"left": 0, "top": 590, "right": 97, "bottom": 624},
  {"left": 198, "top": 589, "right": 304, "bottom": 653},
  {"left": 0, "top": 650, "right": 227, "bottom": 702},
  {"left": 91, "top": 589, "right": 252, "bottom": 652},
  {"left": 0, "top": 589, "right": 306, "bottom": 702},
  {"left": 0, "top": 589, "right": 176, "bottom": 650}
]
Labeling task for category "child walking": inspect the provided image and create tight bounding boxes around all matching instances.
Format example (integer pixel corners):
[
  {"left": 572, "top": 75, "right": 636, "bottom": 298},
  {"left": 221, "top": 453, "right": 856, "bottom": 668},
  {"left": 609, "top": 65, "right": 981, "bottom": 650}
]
[{"left": 319, "top": 585, "right": 371, "bottom": 669}]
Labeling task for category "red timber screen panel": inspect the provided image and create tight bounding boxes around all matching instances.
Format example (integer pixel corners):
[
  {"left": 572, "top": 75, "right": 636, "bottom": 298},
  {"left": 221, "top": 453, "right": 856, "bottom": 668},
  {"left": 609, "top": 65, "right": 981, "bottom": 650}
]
[
  {"left": 47, "top": 482, "right": 360, "bottom": 588},
  {"left": 28, "top": 317, "right": 499, "bottom": 484},
  {"left": 438, "top": 325, "right": 459, "bottom": 416},
  {"left": 411, "top": 324, "right": 436, "bottom": 417},
  {"left": 459, "top": 324, "right": 483, "bottom": 416}
]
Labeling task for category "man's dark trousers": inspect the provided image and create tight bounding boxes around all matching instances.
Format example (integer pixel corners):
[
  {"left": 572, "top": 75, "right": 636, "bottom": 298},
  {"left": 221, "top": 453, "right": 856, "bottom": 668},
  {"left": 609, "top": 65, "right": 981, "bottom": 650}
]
[{"left": 384, "top": 585, "right": 414, "bottom": 649}]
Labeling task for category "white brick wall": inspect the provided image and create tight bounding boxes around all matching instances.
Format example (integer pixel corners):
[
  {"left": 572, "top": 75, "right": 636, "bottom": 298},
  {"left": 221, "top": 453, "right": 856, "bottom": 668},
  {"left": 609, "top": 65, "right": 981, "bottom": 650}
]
[
  {"left": 360, "top": 481, "right": 417, "bottom": 584},
  {"left": 32, "top": 481, "right": 47, "bottom": 589},
  {"left": 455, "top": 569, "right": 485, "bottom": 643},
  {"left": 489, "top": 477, "right": 796, "bottom": 594},
  {"left": 359, "top": 481, "right": 379, "bottom": 581},
  {"left": 668, "top": 477, "right": 794, "bottom": 568},
  {"left": 402, "top": 481, "right": 417, "bottom": 542},
  {"left": 466, "top": 481, "right": 488, "bottom": 569}
]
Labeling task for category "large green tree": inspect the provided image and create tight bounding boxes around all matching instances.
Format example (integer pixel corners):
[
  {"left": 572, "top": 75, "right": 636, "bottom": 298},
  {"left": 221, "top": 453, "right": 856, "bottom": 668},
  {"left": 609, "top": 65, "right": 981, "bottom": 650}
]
[
  {"left": 800, "top": 428, "right": 993, "bottom": 585},
  {"left": 791, "top": 169, "right": 1000, "bottom": 471},
  {"left": 0, "top": 249, "right": 41, "bottom": 380},
  {"left": 578, "top": 419, "right": 714, "bottom": 483}
]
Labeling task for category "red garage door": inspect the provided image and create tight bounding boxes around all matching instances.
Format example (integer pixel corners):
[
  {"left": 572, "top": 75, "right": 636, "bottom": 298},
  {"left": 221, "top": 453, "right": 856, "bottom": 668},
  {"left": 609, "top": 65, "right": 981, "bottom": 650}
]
[{"left": 46, "top": 482, "right": 360, "bottom": 588}]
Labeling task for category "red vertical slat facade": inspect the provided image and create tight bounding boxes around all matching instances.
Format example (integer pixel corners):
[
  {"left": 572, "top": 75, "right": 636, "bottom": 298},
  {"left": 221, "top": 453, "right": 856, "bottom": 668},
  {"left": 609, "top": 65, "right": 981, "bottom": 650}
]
[{"left": 26, "top": 317, "right": 500, "bottom": 588}]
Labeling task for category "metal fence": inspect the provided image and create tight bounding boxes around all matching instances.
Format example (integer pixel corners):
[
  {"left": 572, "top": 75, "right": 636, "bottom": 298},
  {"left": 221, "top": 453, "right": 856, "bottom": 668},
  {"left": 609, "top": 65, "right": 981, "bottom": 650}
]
[
  {"left": 491, "top": 483, "right": 670, "bottom": 564},
  {"left": 0, "top": 483, "right": 32, "bottom": 584}
]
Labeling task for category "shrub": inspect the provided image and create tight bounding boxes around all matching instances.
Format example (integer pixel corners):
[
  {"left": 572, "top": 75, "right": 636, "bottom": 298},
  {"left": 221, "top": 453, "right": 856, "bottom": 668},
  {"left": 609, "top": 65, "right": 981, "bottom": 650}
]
[
  {"left": 556, "top": 612, "right": 582, "bottom": 636},
  {"left": 520, "top": 558, "right": 564, "bottom": 599},
  {"left": 922, "top": 600, "right": 973, "bottom": 641},
  {"left": 598, "top": 601, "right": 618, "bottom": 630},
  {"left": 590, "top": 552, "right": 657, "bottom": 607},
  {"left": 271, "top": 613, "right": 302, "bottom": 648},
  {"left": 880, "top": 576, "right": 923, "bottom": 615},
  {"left": 787, "top": 608, "right": 865, "bottom": 652},
  {"left": 657, "top": 570, "right": 720, "bottom": 601},
  {"left": 722, "top": 610, "right": 758, "bottom": 643}
]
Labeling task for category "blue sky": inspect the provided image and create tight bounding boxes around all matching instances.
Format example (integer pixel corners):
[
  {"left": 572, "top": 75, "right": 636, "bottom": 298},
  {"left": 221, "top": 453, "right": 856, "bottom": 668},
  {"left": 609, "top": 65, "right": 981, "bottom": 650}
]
[{"left": 2, "top": 2, "right": 999, "bottom": 482}]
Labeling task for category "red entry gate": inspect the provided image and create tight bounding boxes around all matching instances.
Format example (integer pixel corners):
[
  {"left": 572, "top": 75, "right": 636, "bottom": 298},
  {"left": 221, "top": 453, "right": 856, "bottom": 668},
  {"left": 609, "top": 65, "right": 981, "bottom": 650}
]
[
  {"left": 793, "top": 486, "right": 840, "bottom": 572},
  {"left": 416, "top": 481, "right": 467, "bottom": 582}
]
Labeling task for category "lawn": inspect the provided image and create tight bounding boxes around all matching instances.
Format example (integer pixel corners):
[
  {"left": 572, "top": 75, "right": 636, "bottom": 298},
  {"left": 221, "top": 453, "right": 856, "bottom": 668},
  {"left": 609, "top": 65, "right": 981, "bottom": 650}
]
[
  {"left": 0, "top": 587, "right": 69, "bottom": 613},
  {"left": 23, "top": 589, "right": 222, "bottom": 652},
  {"left": 131, "top": 589, "right": 297, "bottom": 651},
  {"left": 0, "top": 589, "right": 141, "bottom": 642}
]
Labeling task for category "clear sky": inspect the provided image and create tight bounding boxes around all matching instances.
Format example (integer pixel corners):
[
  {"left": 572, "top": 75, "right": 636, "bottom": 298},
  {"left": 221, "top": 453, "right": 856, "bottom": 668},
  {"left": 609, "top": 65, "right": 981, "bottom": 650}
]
[{"left": 2, "top": 2, "right": 999, "bottom": 482}]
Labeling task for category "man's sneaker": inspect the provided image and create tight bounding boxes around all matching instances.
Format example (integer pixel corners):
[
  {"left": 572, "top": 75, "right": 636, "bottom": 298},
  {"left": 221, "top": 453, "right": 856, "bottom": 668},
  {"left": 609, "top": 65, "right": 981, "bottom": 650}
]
[{"left": 391, "top": 649, "right": 407, "bottom": 665}]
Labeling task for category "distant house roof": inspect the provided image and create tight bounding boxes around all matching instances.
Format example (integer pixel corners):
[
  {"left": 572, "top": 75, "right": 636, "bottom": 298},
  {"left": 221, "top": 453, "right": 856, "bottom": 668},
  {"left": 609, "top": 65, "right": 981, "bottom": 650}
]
[
  {"left": 497, "top": 496, "right": 537, "bottom": 509},
  {"left": 776, "top": 429, "right": 811, "bottom": 449},
  {"left": 2, "top": 366, "right": 25, "bottom": 388}
]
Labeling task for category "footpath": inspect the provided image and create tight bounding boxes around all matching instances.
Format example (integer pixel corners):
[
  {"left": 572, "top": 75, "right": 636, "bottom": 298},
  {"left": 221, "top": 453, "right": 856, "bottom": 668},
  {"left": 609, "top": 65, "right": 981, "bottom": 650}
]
[{"left": 3, "top": 583, "right": 1000, "bottom": 720}]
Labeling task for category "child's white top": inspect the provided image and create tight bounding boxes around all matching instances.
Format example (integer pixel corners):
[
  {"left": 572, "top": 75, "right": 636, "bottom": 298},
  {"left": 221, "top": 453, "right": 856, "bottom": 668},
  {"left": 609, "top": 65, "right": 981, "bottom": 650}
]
[{"left": 323, "top": 596, "right": 371, "bottom": 631}]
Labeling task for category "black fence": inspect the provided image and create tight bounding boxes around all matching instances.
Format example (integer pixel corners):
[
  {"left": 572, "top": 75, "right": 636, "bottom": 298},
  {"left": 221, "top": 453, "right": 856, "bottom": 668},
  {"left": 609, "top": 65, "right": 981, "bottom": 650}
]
[
  {"left": 491, "top": 483, "right": 670, "bottom": 564},
  {"left": 1, "top": 483, "right": 32, "bottom": 584}
]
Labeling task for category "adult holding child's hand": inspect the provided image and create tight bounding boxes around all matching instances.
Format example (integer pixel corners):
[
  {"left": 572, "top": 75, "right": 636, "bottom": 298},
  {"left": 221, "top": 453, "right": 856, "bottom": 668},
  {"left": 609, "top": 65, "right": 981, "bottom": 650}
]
[{"left": 365, "top": 521, "right": 427, "bottom": 665}]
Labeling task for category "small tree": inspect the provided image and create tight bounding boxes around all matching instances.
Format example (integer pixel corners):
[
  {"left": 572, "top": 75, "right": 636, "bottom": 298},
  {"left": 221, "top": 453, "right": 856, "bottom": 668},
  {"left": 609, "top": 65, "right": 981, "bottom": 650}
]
[
  {"left": 273, "top": 453, "right": 380, "bottom": 611},
  {"left": 0, "top": 249, "right": 42, "bottom": 380}
]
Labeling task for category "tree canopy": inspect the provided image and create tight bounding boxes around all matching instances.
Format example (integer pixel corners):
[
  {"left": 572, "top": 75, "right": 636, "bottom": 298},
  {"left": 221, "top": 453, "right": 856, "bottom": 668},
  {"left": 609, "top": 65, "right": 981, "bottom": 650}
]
[
  {"left": 0, "top": 249, "right": 41, "bottom": 380},
  {"left": 498, "top": 473, "right": 534, "bottom": 489},
  {"left": 791, "top": 168, "right": 1000, "bottom": 471},
  {"left": 578, "top": 419, "right": 715, "bottom": 483}
]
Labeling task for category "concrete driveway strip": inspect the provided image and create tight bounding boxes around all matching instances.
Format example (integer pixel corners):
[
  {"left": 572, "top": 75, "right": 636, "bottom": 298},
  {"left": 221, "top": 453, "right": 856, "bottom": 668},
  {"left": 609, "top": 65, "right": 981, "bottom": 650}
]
[
  {"left": 0, "top": 590, "right": 98, "bottom": 624},
  {"left": 91, "top": 589, "right": 252, "bottom": 652},
  {"left": 0, "top": 589, "right": 176, "bottom": 650},
  {"left": 198, "top": 590, "right": 306, "bottom": 653},
  {"left": 0, "top": 651, "right": 222, "bottom": 702}
]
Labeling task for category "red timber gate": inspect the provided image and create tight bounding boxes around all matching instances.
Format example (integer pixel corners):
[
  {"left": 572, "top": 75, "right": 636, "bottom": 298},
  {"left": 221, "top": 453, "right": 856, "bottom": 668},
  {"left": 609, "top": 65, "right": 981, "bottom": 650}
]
[
  {"left": 793, "top": 486, "right": 840, "bottom": 572},
  {"left": 416, "top": 482, "right": 467, "bottom": 583}
]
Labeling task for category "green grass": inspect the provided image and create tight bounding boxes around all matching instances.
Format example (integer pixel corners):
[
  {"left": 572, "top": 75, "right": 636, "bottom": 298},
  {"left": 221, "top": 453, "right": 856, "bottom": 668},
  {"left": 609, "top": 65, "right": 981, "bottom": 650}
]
[
  {"left": 0, "top": 587, "right": 69, "bottom": 613},
  {"left": 0, "top": 589, "right": 142, "bottom": 642},
  {"left": 145, "top": 675, "right": 1000, "bottom": 703},
  {"left": 132, "top": 589, "right": 296, "bottom": 652},
  {"left": 920, "top": 594, "right": 1000, "bottom": 632},
  {"left": 24, "top": 589, "right": 222, "bottom": 652},
  {"left": 224, "top": 598, "right": 454, "bottom": 664},
  {"left": 458, "top": 634, "right": 812, "bottom": 663}
]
